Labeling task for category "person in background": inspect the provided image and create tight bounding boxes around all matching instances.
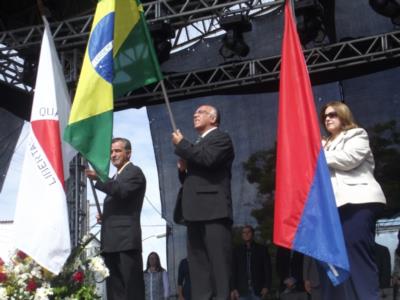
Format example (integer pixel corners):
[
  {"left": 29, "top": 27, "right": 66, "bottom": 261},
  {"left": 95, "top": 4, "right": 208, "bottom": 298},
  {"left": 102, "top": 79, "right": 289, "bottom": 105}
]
[
  {"left": 319, "top": 101, "right": 386, "bottom": 300},
  {"left": 144, "top": 252, "right": 169, "bottom": 300},
  {"left": 374, "top": 241, "right": 391, "bottom": 298},
  {"left": 303, "top": 255, "right": 321, "bottom": 300},
  {"left": 392, "top": 231, "right": 400, "bottom": 300},
  {"left": 231, "top": 225, "right": 272, "bottom": 300},
  {"left": 177, "top": 257, "right": 191, "bottom": 300},
  {"left": 86, "top": 137, "right": 146, "bottom": 300},
  {"left": 276, "top": 247, "right": 305, "bottom": 299}
]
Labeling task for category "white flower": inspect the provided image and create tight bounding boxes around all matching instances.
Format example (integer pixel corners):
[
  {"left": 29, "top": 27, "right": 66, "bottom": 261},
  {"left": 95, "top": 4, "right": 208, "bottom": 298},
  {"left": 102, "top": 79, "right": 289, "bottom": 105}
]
[
  {"left": 88, "top": 256, "right": 109, "bottom": 280},
  {"left": 81, "top": 234, "right": 93, "bottom": 244},
  {"left": 30, "top": 266, "right": 43, "bottom": 279},
  {"left": 33, "top": 286, "right": 53, "bottom": 300},
  {"left": 0, "top": 287, "right": 8, "bottom": 300}
]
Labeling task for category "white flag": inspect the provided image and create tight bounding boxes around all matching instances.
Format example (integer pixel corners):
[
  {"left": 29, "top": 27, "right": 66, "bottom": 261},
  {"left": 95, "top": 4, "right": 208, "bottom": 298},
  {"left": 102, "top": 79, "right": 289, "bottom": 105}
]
[{"left": 13, "top": 18, "right": 74, "bottom": 274}]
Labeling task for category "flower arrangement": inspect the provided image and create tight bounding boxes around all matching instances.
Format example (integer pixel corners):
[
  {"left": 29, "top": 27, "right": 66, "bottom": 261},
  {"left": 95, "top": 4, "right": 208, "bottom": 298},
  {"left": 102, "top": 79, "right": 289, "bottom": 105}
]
[{"left": 0, "top": 234, "right": 109, "bottom": 300}]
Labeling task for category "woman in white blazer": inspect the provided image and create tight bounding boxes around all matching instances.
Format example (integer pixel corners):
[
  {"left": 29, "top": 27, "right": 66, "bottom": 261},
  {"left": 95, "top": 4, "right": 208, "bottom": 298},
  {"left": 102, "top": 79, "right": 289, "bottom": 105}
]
[{"left": 319, "top": 101, "right": 386, "bottom": 300}]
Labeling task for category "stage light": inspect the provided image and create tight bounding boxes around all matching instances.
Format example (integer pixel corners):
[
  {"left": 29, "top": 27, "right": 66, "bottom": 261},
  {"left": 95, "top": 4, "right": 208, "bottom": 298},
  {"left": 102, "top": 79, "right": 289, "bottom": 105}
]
[
  {"left": 295, "top": 0, "right": 328, "bottom": 45},
  {"left": 369, "top": 0, "right": 400, "bottom": 25},
  {"left": 219, "top": 15, "right": 252, "bottom": 59},
  {"left": 149, "top": 22, "right": 175, "bottom": 64}
]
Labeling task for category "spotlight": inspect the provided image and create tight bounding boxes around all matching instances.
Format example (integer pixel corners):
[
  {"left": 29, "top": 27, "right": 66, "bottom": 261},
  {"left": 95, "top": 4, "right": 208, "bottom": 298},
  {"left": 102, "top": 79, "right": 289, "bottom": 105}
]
[
  {"left": 149, "top": 22, "right": 175, "bottom": 64},
  {"left": 295, "top": 0, "right": 328, "bottom": 45},
  {"left": 369, "top": 0, "right": 400, "bottom": 25},
  {"left": 219, "top": 15, "right": 252, "bottom": 59}
]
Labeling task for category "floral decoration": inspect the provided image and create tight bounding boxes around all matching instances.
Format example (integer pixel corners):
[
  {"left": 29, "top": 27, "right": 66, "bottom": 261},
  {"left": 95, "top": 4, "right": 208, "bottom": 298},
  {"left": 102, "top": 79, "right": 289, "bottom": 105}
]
[{"left": 0, "top": 234, "right": 109, "bottom": 300}]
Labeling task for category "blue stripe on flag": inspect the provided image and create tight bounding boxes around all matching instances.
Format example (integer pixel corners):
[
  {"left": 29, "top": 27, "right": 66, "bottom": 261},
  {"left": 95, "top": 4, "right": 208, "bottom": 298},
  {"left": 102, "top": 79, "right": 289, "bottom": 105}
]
[{"left": 293, "top": 149, "right": 350, "bottom": 286}]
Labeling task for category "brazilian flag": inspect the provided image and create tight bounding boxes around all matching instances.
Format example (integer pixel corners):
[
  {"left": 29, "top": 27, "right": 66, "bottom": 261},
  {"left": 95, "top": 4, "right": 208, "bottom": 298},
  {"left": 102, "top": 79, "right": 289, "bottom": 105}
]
[{"left": 64, "top": 0, "right": 162, "bottom": 181}]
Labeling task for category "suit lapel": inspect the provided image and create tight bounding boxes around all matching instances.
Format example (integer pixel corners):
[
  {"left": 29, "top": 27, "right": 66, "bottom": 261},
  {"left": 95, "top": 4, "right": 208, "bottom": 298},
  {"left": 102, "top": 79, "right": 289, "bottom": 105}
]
[{"left": 326, "top": 131, "right": 345, "bottom": 150}]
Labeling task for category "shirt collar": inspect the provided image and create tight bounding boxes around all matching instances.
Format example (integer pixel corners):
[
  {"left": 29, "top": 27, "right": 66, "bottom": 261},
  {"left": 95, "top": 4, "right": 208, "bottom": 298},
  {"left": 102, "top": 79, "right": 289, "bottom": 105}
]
[
  {"left": 117, "top": 161, "right": 131, "bottom": 174},
  {"left": 201, "top": 126, "right": 218, "bottom": 138}
]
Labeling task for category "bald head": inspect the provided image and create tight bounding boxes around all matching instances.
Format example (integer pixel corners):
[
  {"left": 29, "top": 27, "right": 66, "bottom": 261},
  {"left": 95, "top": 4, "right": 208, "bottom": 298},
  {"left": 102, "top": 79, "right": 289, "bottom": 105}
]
[{"left": 193, "top": 105, "right": 220, "bottom": 134}]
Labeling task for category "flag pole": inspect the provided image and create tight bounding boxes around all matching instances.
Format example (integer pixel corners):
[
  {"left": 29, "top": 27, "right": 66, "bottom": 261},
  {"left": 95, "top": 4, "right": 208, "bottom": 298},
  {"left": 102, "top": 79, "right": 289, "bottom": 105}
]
[
  {"left": 137, "top": 2, "right": 178, "bottom": 132},
  {"left": 89, "top": 178, "right": 102, "bottom": 217},
  {"left": 160, "top": 80, "right": 177, "bottom": 132}
]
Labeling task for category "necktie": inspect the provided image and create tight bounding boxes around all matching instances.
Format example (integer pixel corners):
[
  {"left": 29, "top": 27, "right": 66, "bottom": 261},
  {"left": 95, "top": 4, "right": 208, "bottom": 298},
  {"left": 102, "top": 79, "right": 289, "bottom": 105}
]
[{"left": 194, "top": 136, "right": 203, "bottom": 144}]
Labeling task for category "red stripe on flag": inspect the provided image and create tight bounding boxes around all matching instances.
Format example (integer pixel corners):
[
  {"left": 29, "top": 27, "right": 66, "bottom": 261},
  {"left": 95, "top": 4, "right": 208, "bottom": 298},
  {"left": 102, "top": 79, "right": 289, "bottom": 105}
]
[
  {"left": 32, "top": 120, "right": 65, "bottom": 187},
  {"left": 274, "top": 2, "right": 322, "bottom": 248}
]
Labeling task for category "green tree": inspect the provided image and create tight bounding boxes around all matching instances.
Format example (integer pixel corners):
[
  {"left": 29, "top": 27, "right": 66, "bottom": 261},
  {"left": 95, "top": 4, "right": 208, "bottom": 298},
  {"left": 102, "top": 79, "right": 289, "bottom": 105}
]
[
  {"left": 368, "top": 120, "right": 400, "bottom": 214},
  {"left": 242, "top": 145, "right": 276, "bottom": 243}
]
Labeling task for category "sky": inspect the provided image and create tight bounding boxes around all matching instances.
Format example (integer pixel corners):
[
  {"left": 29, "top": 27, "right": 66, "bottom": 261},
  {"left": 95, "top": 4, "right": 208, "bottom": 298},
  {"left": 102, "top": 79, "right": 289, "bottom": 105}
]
[{"left": 0, "top": 107, "right": 167, "bottom": 269}]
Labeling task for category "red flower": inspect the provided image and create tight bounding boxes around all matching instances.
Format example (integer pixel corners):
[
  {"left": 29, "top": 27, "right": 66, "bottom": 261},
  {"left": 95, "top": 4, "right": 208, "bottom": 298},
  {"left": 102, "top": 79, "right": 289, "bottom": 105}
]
[
  {"left": 17, "top": 250, "right": 27, "bottom": 260},
  {"left": 26, "top": 278, "right": 37, "bottom": 292},
  {"left": 0, "top": 272, "right": 7, "bottom": 282},
  {"left": 72, "top": 271, "right": 84, "bottom": 283},
  {"left": 0, "top": 257, "right": 4, "bottom": 266}
]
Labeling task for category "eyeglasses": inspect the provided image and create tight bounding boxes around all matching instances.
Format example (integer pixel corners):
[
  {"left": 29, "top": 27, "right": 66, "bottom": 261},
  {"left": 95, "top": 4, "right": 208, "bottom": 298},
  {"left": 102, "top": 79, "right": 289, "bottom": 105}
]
[
  {"left": 195, "top": 109, "right": 211, "bottom": 115},
  {"left": 324, "top": 112, "right": 338, "bottom": 119}
]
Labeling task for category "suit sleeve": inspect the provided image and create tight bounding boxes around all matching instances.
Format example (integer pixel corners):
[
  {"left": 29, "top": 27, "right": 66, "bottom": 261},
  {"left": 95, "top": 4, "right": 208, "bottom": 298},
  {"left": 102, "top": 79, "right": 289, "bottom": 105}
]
[
  {"left": 95, "top": 166, "right": 145, "bottom": 200},
  {"left": 325, "top": 128, "right": 371, "bottom": 171},
  {"left": 175, "top": 132, "right": 234, "bottom": 169}
]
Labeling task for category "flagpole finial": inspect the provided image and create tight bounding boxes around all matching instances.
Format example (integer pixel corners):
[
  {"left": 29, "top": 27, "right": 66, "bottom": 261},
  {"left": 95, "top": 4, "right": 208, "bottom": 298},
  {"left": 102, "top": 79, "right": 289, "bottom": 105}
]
[{"left": 36, "top": 0, "right": 51, "bottom": 20}]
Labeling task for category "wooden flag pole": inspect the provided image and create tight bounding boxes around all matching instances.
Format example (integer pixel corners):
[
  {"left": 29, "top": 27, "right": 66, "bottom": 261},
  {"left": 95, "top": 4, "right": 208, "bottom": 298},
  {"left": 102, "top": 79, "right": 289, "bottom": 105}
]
[
  {"left": 160, "top": 79, "right": 177, "bottom": 132},
  {"left": 89, "top": 178, "right": 102, "bottom": 217}
]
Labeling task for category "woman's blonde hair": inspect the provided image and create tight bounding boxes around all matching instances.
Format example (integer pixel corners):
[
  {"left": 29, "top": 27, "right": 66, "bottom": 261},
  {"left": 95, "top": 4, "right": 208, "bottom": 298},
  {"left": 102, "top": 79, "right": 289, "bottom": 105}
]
[{"left": 320, "top": 101, "right": 358, "bottom": 135}]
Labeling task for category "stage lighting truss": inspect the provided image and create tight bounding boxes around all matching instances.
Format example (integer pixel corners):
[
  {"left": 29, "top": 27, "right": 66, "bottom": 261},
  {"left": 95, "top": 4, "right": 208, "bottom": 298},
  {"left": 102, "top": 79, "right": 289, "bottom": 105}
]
[{"left": 0, "top": 0, "right": 283, "bottom": 91}]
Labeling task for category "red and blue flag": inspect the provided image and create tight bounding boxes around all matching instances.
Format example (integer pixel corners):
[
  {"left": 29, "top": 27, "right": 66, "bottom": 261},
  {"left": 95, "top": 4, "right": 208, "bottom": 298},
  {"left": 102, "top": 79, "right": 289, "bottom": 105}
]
[{"left": 273, "top": 1, "right": 350, "bottom": 285}]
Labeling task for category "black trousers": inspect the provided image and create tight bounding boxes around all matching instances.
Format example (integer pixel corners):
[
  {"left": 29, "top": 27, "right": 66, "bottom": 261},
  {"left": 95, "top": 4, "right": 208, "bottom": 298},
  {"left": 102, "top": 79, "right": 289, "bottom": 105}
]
[
  {"left": 104, "top": 249, "right": 145, "bottom": 300},
  {"left": 320, "top": 203, "right": 384, "bottom": 300},
  {"left": 187, "top": 219, "right": 232, "bottom": 300}
]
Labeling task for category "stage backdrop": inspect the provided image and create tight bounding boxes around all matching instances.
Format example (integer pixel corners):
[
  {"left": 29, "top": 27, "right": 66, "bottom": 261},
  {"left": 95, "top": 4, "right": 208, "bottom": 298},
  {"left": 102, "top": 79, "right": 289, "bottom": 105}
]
[{"left": 148, "top": 0, "right": 400, "bottom": 292}]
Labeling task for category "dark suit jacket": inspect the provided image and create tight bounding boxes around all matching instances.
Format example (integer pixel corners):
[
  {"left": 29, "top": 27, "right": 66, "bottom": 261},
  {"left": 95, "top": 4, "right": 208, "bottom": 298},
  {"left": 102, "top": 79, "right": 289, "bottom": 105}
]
[
  {"left": 303, "top": 255, "right": 320, "bottom": 288},
  {"left": 95, "top": 162, "right": 146, "bottom": 253},
  {"left": 375, "top": 242, "right": 392, "bottom": 289},
  {"left": 174, "top": 128, "right": 234, "bottom": 221},
  {"left": 232, "top": 242, "right": 272, "bottom": 296}
]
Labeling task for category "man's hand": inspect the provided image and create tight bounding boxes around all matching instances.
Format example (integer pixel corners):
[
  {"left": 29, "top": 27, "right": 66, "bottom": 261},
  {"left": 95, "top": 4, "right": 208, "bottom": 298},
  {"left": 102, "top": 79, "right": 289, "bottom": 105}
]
[
  {"left": 85, "top": 169, "right": 98, "bottom": 181},
  {"left": 96, "top": 214, "right": 102, "bottom": 224},
  {"left": 304, "top": 280, "right": 312, "bottom": 293},
  {"left": 260, "top": 287, "right": 268, "bottom": 298},
  {"left": 230, "top": 289, "right": 239, "bottom": 300},
  {"left": 177, "top": 159, "right": 187, "bottom": 172},
  {"left": 172, "top": 129, "right": 184, "bottom": 145}
]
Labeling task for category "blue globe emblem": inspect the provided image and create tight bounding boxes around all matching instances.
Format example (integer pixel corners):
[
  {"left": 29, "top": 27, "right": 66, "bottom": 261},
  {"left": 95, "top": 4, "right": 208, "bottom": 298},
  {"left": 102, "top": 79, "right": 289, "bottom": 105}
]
[{"left": 88, "top": 12, "right": 114, "bottom": 83}]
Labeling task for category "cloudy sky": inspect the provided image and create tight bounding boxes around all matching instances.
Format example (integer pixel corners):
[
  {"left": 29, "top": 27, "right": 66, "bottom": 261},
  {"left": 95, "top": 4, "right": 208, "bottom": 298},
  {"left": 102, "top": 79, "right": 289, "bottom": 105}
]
[{"left": 0, "top": 107, "right": 167, "bottom": 269}]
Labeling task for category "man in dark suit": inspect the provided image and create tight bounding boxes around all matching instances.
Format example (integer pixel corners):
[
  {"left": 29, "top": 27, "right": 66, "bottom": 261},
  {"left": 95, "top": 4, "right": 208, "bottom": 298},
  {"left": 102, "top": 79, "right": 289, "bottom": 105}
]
[
  {"left": 172, "top": 104, "right": 235, "bottom": 300},
  {"left": 86, "top": 137, "right": 146, "bottom": 300},
  {"left": 231, "top": 225, "right": 272, "bottom": 300}
]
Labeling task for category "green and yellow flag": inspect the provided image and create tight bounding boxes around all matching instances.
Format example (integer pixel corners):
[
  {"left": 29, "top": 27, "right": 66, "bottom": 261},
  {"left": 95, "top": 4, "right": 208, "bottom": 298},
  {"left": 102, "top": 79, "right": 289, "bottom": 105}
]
[{"left": 64, "top": 0, "right": 162, "bottom": 181}]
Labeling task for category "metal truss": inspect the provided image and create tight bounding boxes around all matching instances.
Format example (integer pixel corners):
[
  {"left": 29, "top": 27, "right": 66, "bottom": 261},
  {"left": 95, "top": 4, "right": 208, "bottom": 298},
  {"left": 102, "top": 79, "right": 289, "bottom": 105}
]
[
  {"left": 0, "top": 0, "right": 283, "bottom": 52},
  {"left": 116, "top": 30, "right": 400, "bottom": 109},
  {"left": 0, "top": 0, "right": 283, "bottom": 91},
  {"left": 66, "top": 155, "right": 88, "bottom": 247}
]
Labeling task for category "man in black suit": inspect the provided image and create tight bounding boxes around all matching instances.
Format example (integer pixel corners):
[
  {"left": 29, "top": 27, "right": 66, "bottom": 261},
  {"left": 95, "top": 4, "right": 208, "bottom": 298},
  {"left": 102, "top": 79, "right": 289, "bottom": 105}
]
[
  {"left": 231, "top": 225, "right": 272, "bottom": 300},
  {"left": 86, "top": 137, "right": 146, "bottom": 300},
  {"left": 172, "top": 104, "right": 235, "bottom": 300}
]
